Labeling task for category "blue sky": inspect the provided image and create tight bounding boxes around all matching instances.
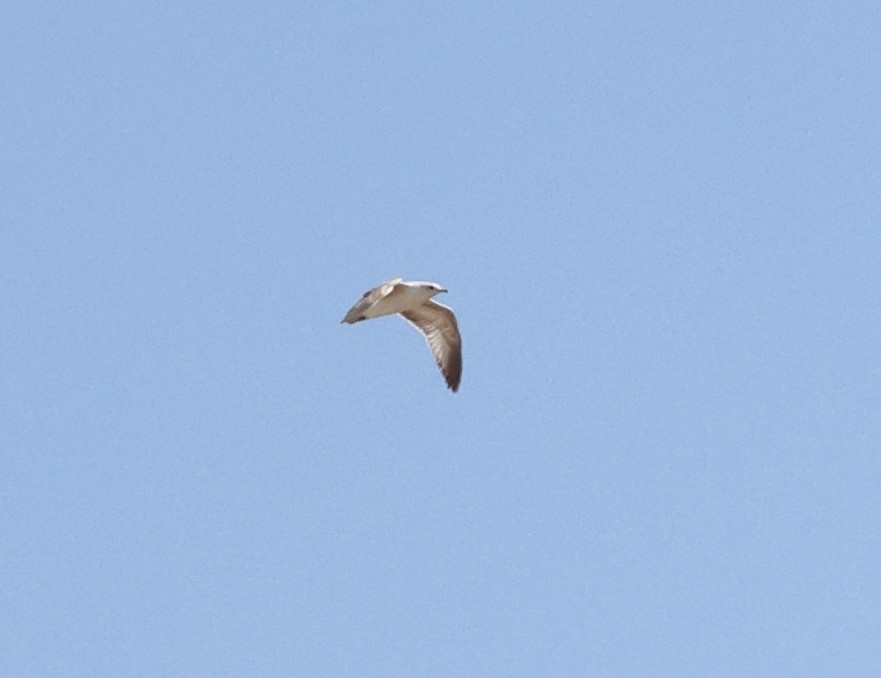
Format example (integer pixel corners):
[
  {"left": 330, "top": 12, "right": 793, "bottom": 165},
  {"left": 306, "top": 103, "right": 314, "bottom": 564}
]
[{"left": 3, "top": 2, "right": 880, "bottom": 675}]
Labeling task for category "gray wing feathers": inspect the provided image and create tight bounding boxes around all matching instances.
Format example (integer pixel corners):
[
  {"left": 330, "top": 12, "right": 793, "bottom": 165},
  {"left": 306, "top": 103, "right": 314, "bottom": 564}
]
[
  {"left": 400, "top": 300, "right": 462, "bottom": 392},
  {"left": 342, "top": 278, "right": 402, "bottom": 323}
]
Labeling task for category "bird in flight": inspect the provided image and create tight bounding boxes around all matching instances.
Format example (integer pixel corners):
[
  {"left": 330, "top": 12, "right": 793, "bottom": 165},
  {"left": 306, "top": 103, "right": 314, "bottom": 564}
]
[{"left": 342, "top": 278, "right": 462, "bottom": 392}]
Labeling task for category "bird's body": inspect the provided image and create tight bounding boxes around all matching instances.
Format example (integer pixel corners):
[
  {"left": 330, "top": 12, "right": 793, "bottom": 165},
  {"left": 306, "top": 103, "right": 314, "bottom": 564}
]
[
  {"left": 344, "top": 279, "right": 436, "bottom": 321},
  {"left": 342, "top": 278, "right": 462, "bottom": 392}
]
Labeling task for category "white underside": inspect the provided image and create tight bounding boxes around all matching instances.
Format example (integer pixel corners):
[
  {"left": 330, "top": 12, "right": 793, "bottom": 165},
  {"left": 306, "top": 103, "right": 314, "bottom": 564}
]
[{"left": 365, "top": 285, "right": 434, "bottom": 319}]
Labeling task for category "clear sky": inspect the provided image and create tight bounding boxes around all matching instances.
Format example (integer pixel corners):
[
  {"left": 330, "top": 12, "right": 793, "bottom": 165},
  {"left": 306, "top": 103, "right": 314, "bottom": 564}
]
[{"left": 3, "top": 3, "right": 880, "bottom": 676}]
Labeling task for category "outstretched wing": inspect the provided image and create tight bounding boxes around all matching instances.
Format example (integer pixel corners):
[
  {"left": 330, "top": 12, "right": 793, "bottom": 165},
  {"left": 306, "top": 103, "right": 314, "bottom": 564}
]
[
  {"left": 341, "top": 278, "right": 403, "bottom": 323},
  {"left": 400, "top": 300, "right": 462, "bottom": 392}
]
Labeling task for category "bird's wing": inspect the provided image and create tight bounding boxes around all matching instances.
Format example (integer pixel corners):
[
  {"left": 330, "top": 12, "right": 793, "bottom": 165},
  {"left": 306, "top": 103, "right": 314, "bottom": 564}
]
[
  {"left": 342, "top": 278, "right": 403, "bottom": 323},
  {"left": 400, "top": 299, "right": 462, "bottom": 392},
  {"left": 364, "top": 277, "right": 403, "bottom": 301}
]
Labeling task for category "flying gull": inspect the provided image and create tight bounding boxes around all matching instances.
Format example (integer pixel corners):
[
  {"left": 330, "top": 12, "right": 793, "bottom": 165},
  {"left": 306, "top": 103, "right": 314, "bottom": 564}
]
[{"left": 342, "top": 278, "right": 462, "bottom": 392}]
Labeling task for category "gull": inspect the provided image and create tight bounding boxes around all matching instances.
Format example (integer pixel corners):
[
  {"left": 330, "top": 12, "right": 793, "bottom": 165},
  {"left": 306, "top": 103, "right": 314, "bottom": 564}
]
[{"left": 342, "top": 278, "right": 462, "bottom": 392}]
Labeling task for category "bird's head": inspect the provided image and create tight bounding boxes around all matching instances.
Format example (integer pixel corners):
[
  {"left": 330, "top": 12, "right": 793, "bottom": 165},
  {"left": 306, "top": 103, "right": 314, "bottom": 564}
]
[{"left": 421, "top": 282, "right": 448, "bottom": 297}]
